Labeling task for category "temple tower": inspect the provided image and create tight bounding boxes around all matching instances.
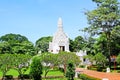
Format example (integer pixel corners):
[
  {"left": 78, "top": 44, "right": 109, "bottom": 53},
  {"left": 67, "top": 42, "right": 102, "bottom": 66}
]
[{"left": 48, "top": 17, "right": 69, "bottom": 53}]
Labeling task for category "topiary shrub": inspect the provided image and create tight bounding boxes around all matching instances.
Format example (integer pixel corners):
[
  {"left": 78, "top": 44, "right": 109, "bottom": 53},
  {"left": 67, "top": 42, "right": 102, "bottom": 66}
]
[
  {"left": 30, "top": 56, "right": 43, "bottom": 80},
  {"left": 65, "top": 62, "right": 75, "bottom": 80}
]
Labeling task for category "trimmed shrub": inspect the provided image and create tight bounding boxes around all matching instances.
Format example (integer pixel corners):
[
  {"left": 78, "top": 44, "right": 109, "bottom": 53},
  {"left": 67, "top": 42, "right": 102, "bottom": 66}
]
[
  {"left": 78, "top": 74, "right": 101, "bottom": 80},
  {"left": 2, "top": 75, "right": 14, "bottom": 80},
  {"left": 65, "top": 62, "right": 75, "bottom": 80},
  {"left": 18, "top": 74, "right": 31, "bottom": 80},
  {"left": 42, "top": 76, "right": 64, "bottom": 79},
  {"left": 30, "top": 56, "right": 43, "bottom": 80}
]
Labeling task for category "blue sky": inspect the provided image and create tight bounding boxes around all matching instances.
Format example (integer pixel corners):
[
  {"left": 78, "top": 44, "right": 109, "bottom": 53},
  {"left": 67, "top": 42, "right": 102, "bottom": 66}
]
[{"left": 0, "top": 0, "right": 97, "bottom": 43}]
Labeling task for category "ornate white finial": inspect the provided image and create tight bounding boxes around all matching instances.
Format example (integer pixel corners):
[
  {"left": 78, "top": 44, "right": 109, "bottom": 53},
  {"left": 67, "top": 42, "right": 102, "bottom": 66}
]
[{"left": 58, "top": 17, "right": 63, "bottom": 28}]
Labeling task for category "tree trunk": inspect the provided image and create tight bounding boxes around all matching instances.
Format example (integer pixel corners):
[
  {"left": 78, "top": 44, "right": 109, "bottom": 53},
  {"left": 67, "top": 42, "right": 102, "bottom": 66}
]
[
  {"left": 106, "top": 32, "right": 111, "bottom": 68},
  {"left": 64, "top": 64, "right": 66, "bottom": 73}
]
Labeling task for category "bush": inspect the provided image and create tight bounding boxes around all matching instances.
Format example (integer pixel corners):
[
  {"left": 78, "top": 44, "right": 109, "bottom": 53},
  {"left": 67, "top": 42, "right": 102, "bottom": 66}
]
[
  {"left": 79, "top": 65, "right": 85, "bottom": 68},
  {"left": 65, "top": 62, "right": 75, "bottom": 80},
  {"left": 102, "top": 69, "right": 106, "bottom": 72},
  {"left": 117, "top": 70, "right": 120, "bottom": 73},
  {"left": 2, "top": 75, "right": 14, "bottom": 80},
  {"left": 59, "top": 67, "right": 64, "bottom": 73},
  {"left": 18, "top": 74, "right": 31, "bottom": 79},
  {"left": 42, "top": 76, "right": 64, "bottom": 79},
  {"left": 97, "top": 67, "right": 103, "bottom": 71},
  {"left": 30, "top": 56, "right": 43, "bottom": 80},
  {"left": 78, "top": 74, "right": 101, "bottom": 80}
]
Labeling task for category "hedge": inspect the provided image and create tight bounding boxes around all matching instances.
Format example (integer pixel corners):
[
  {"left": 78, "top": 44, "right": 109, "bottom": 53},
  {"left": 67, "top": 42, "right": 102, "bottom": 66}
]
[{"left": 78, "top": 74, "right": 101, "bottom": 80}]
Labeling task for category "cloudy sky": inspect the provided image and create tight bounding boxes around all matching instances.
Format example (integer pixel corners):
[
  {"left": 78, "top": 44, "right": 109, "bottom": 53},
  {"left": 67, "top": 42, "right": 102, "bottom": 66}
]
[{"left": 0, "top": 0, "right": 97, "bottom": 43}]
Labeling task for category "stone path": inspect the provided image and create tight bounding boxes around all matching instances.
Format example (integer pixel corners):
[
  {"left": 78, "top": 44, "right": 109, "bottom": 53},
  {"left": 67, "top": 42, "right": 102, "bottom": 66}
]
[{"left": 76, "top": 68, "right": 120, "bottom": 80}]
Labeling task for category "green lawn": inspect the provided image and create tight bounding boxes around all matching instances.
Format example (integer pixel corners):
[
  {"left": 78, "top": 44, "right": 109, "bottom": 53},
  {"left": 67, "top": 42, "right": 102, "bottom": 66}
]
[
  {"left": 42, "top": 78, "right": 82, "bottom": 80},
  {"left": 0, "top": 69, "right": 81, "bottom": 80},
  {"left": 0, "top": 69, "right": 63, "bottom": 77},
  {"left": 46, "top": 70, "right": 63, "bottom": 76}
]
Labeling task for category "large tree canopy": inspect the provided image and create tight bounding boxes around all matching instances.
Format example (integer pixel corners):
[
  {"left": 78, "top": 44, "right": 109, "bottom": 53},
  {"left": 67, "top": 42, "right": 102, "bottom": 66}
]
[
  {"left": 58, "top": 51, "right": 81, "bottom": 73},
  {"left": 84, "top": 0, "right": 120, "bottom": 68},
  {"left": 69, "top": 36, "right": 86, "bottom": 52},
  {"left": 35, "top": 36, "right": 52, "bottom": 53},
  {"left": 0, "top": 33, "right": 35, "bottom": 55},
  {"left": 85, "top": 0, "right": 120, "bottom": 35},
  {"left": 0, "top": 33, "right": 28, "bottom": 43}
]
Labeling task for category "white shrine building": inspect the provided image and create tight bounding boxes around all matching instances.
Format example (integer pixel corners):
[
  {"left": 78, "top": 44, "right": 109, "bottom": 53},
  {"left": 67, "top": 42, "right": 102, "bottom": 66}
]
[{"left": 48, "top": 17, "right": 69, "bottom": 53}]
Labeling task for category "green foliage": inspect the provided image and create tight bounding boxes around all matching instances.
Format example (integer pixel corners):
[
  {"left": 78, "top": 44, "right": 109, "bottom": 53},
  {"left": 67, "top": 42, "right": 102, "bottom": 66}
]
[
  {"left": 35, "top": 36, "right": 52, "bottom": 53},
  {"left": 58, "top": 52, "right": 81, "bottom": 66},
  {"left": 65, "top": 62, "right": 75, "bottom": 80},
  {"left": 30, "top": 56, "right": 42, "bottom": 80},
  {"left": 40, "top": 52, "right": 58, "bottom": 66},
  {"left": 85, "top": 0, "right": 120, "bottom": 35},
  {"left": 0, "top": 33, "right": 28, "bottom": 43},
  {"left": 0, "top": 54, "right": 32, "bottom": 76},
  {"left": 110, "top": 26, "right": 120, "bottom": 56},
  {"left": 0, "top": 54, "right": 14, "bottom": 76},
  {"left": 116, "top": 54, "right": 120, "bottom": 65},
  {"left": 84, "top": 0, "right": 120, "bottom": 68},
  {"left": 84, "top": 37, "right": 96, "bottom": 55},
  {"left": 69, "top": 36, "right": 86, "bottom": 52},
  {"left": 58, "top": 52, "right": 81, "bottom": 73},
  {"left": 40, "top": 52, "right": 58, "bottom": 77},
  {"left": 69, "top": 39, "right": 75, "bottom": 52},
  {"left": 84, "top": 54, "right": 94, "bottom": 65},
  {"left": 94, "top": 53, "right": 107, "bottom": 67},
  {"left": 12, "top": 54, "right": 32, "bottom": 75},
  {"left": 0, "top": 33, "right": 35, "bottom": 55},
  {"left": 74, "top": 36, "right": 85, "bottom": 52},
  {"left": 93, "top": 34, "right": 108, "bottom": 56},
  {"left": 79, "top": 74, "right": 101, "bottom": 80}
]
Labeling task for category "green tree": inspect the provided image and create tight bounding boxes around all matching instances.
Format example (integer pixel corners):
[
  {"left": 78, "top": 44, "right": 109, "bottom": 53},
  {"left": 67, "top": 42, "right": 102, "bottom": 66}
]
[
  {"left": 94, "top": 53, "right": 107, "bottom": 68},
  {"left": 30, "top": 56, "right": 42, "bottom": 80},
  {"left": 110, "top": 26, "right": 120, "bottom": 55},
  {"left": 40, "top": 52, "right": 58, "bottom": 77},
  {"left": 94, "top": 33, "right": 107, "bottom": 56},
  {"left": 0, "top": 54, "right": 14, "bottom": 76},
  {"left": 58, "top": 52, "right": 81, "bottom": 73},
  {"left": 116, "top": 54, "right": 120, "bottom": 65},
  {"left": 65, "top": 62, "right": 75, "bottom": 80},
  {"left": 84, "top": 54, "right": 94, "bottom": 65},
  {"left": 74, "top": 36, "right": 85, "bottom": 52},
  {"left": 69, "top": 36, "right": 86, "bottom": 52},
  {"left": 0, "top": 54, "right": 32, "bottom": 77},
  {"left": 0, "top": 42, "right": 11, "bottom": 54},
  {"left": 13, "top": 54, "right": 32, "bottom": 75},
  {"left": 0, "top": 33, "right": 35, "bottom": 55},
  {"left": 84, "top": 0, "right": 120, "bottom": 67},
  {"left": 35, "top": 36, "right": 52, "bottom": 53},
  {"left": 69, "top": 39, "right": 74, "bottom": 52},
  {"left": 83, "top": 37, "right": 96, "bottom": 55}
]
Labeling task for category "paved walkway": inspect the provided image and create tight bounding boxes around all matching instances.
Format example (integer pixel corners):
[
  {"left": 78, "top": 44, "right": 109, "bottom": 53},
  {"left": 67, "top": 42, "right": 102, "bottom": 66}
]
[{"left": 76, "top": 68, "right": 120, "bottom": 80}]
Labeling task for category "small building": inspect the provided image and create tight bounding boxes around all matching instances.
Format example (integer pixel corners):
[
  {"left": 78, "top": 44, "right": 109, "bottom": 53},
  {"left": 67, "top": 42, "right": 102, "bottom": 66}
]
[
  {"left": 76, "top": 50, "right": 90, "bottom": 65},
  {"left": 48, "top": 17, "right": 69, "bottom": 53}
]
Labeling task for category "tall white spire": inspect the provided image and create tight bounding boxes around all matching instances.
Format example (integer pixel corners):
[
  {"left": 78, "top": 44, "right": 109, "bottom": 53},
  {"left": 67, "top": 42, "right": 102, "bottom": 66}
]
[
  {"left": 48, "top": 17, "right": 69, "bottom": 53},
  {"left": 57, "top": 17, "right": 63, "bottom": 31}
]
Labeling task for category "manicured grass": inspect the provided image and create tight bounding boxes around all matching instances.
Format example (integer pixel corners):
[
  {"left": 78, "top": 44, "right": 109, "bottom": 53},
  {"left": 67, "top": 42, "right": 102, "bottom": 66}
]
[
  {"left": 42, "top": 78, "right": 82, "bottom": 80},
  {"left": 0, "top": 69, "right": 64, "bottom": 77},
  {"left": 0, "top": 71, "right": 2, "bottom": 77},
  {"left": 0, "top": 69, "right": 81, "bottom": 80},
  {"left": 45, "top": 70, "right": 63, "bottom": 76},
  {"left": 6, "top": 69, "right": 19, "bottom": 77}
]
